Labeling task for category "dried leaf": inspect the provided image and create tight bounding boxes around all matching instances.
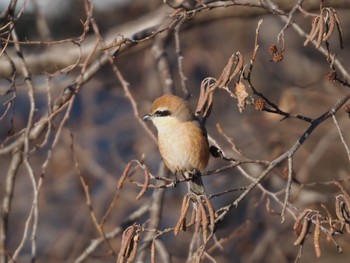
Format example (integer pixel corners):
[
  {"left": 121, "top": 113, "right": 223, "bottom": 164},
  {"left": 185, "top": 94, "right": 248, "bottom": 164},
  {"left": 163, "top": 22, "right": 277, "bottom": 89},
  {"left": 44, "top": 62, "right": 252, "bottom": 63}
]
[
  {"left": 335, "top": 195, "right": 345, "bottom": 223},
  {"left": 235, "top": 81, "right": 249, "bottom": 113},
  {"left": 204, "top": 196, "right": 215, "bottom": 231},
  {"left": 294, "top": 218, "right": 310, "bottom": 246},
  {"left": 127, "top": 230, "right": 140, "bottom": 262},
  {"left": 174, "top": 195, "right": 190, "bottom": 236},
  {"left": 117, "top": 225, "right": 135, "bottom": 263},
  {"left": 294, "top": 209, "right": 311, "bottom": 230},
  {"left": 304, "top": 16, "right": 321, "bottom": 46},
  {"left": 199, "top": 201, "right": 208, "bottom": 241},
  {"left": 228, "top": 52, "right": 244, "bottom": 83},
  {"left": 195, "top": 204, "right": 203, "bottom": 233},
  {"left": 334, "top": 182, "right": 350, "bottom": 211},
  {"left": 316, "top": 9, "right": 325, "bottom": 49},
  {"left": 151, "top": 238, "right": 157, "bottom": 263},
  {"left": 218, "top": 54, "right": 236, "bottom": 87},
  {"left": 118, "top": 161, "right": 133, "bottom": 189},
  {"left": 136, "top": 168, "right": 150, "bottom": 200},
  {"left": 196, "top": 77, "right": 216, "bottom": 119},
  {"left": 323, "top": 8, "right": 335, "bottom": 41},
  {"left": 313, "top": 217, "right": 321, "bottom": 258}
]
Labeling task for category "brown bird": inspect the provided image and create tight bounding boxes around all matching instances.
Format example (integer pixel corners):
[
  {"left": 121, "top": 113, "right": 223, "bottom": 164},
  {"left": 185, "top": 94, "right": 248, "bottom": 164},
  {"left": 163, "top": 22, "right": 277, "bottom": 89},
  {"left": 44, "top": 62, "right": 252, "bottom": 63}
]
[{"left": 143, "top": 94, "right": 209, "bottom": 195}]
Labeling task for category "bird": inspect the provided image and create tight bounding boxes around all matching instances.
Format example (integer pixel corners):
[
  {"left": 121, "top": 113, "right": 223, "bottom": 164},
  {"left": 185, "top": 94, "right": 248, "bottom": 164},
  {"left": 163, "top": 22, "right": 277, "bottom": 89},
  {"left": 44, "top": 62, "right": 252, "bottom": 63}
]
[{"left": 143, "top": 94, "right": 209, "bottom": 195}]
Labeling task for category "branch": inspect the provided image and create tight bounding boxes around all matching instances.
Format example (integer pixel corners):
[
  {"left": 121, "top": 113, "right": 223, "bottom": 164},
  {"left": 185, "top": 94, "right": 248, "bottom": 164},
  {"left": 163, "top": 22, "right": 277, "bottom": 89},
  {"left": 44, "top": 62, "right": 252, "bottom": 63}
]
[
  {"left": 215, "top": 91, "right": 350, "bottom": 224},
  {"left": 1, "top": 1, "right": 349, "bottom": 76}
]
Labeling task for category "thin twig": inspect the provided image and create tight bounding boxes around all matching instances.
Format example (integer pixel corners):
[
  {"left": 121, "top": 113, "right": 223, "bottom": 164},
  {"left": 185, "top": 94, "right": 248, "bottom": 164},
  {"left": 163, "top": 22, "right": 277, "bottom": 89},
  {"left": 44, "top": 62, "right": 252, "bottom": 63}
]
[
  {"left": 174, "top": 15, "right": 190, "bottom": 99},
  {"left": 332, "top": 114, "right": 350, "bottom": 163},
  {"left": 281, "top": 156, "right": 294, "bottom": 223}
]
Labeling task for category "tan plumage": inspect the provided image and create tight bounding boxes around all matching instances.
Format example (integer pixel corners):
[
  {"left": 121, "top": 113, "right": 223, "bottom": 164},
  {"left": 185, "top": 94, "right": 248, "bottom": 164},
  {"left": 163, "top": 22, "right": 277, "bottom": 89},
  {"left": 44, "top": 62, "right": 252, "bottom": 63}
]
[{"left": 143, "top": 95, "right": 209, "bottom": 195}]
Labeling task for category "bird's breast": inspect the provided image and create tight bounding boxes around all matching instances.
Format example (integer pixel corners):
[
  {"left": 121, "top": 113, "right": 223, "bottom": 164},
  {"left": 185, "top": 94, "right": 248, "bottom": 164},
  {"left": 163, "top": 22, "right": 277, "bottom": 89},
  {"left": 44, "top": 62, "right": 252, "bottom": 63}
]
[{"left": 157, "top": 121, "right": 209, "bottom": 173}]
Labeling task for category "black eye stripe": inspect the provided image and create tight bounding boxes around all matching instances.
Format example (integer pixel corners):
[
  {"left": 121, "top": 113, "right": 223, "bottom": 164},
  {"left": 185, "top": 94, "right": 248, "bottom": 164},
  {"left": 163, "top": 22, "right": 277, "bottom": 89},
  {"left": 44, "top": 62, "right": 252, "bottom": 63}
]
[{"left": 154, "top": 110, "right": 171, "bottom": 117}]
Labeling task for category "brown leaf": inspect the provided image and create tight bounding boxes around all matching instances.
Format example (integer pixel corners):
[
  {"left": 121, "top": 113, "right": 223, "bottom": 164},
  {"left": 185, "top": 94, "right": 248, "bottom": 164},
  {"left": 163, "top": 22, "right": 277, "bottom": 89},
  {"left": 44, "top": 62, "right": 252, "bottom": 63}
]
[
  {"left": 294, "top": 218, "right": 310, "bottom": 246},
  {"left": 174, "top": 195, "right": 190, "bottom": 236},
  {"left": 313, "top": 217, "right": 321, "bottom": 258},
  {"left": 235, "top": 81, "right": 248, "bottom": 113}
]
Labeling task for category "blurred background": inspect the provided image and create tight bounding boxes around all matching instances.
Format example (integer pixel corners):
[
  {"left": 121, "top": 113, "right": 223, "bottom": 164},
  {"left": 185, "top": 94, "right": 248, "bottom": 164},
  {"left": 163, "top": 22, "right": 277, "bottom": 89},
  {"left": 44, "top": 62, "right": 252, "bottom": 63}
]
[{"left": 0, "top": 0, "right": 350, "bottom": 262}]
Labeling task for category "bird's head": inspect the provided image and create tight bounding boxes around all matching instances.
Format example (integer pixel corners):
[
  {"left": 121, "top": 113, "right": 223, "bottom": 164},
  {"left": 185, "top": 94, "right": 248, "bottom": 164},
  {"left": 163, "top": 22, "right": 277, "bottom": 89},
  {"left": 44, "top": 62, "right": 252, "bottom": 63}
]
[{"left": 143, "top": 95, "right": 193, "bottom": 129}]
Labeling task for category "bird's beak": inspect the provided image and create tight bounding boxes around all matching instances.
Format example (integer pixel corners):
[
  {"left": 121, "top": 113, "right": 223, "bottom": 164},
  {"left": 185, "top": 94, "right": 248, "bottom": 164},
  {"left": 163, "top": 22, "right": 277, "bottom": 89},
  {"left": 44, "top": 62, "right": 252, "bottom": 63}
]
[{"left": 142, "top": 114, "right": 152, "bottom": 121}]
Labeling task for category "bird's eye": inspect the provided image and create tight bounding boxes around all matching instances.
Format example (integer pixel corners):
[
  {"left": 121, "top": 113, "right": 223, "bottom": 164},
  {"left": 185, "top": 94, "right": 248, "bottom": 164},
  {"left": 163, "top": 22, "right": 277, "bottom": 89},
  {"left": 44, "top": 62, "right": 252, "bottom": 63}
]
[{"left": 154, "top": 110, "right": 171, "bottom": 117}]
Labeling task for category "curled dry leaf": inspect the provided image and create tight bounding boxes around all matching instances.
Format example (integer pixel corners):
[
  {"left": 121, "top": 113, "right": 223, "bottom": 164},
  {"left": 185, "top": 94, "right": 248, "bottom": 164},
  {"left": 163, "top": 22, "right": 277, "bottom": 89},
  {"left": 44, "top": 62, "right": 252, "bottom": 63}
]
[
  {"left": 136, "top": 167, "right": 150, "bottom": 200},
  {"left": 217, "top": 52, "right": 244, "bottom": 88},
  {"left": 335, "top": 195, "right": 345, "bottom": 223},
  {"left": 316, "top": 9, "right": 324, "bottom": 49},
  {"left": 151, "top": 237, "right": 157, "bottom": 263},
  {"left": 334, "top": 195, "right": 350, "bottom": 233},
  {"left": 228, "top": 52, "right": 244, "bottom": 84},
  {"left": 127, "top": 230, "right": 140, "bottom": 262},
  {"left": 195, "top": 203, "right": 203, "bottom": 233},
  {"left": 323, "top": 8, "right": 335, "bottom": 41},
  {"left": 304, "top": 16, "right": 321, "bottom": 47},
  {"left": 196, "top": 77, "right": 215, "bottom": 120},
  {"left": 118, "top": 161, "right": 133, "bottom": 189},
  {"left": 117, "top": 225, "right": 136, "bottom": 263},
  {"left": 235, "top": 81, "right": 248, "bottom": 113},
  {"left": 218, "top": 54, "right": 236, "bottom": 87},
  {"left": 174, "top": 195, "right": 190, "bottom": 236},
  {"left": 303, "top": 7, "right": 343, "bottom": 49},
  {"left": 294, "top": 218, "right": 310, "bottom": 246},
  {"left": 334, "top": 182, "right": 350, "bottom": 210},
  {"left": 294, "top": 209, "right": 311, "bottom": 230},
  {"left": 313, "top": 217, "right": 321, "bottom": 258},
  {"left": 199, "top": 201, "right": 209, "bottom": 241},
  {"left": 204, "top": 196, "right": 215, "bottom": 231}
]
